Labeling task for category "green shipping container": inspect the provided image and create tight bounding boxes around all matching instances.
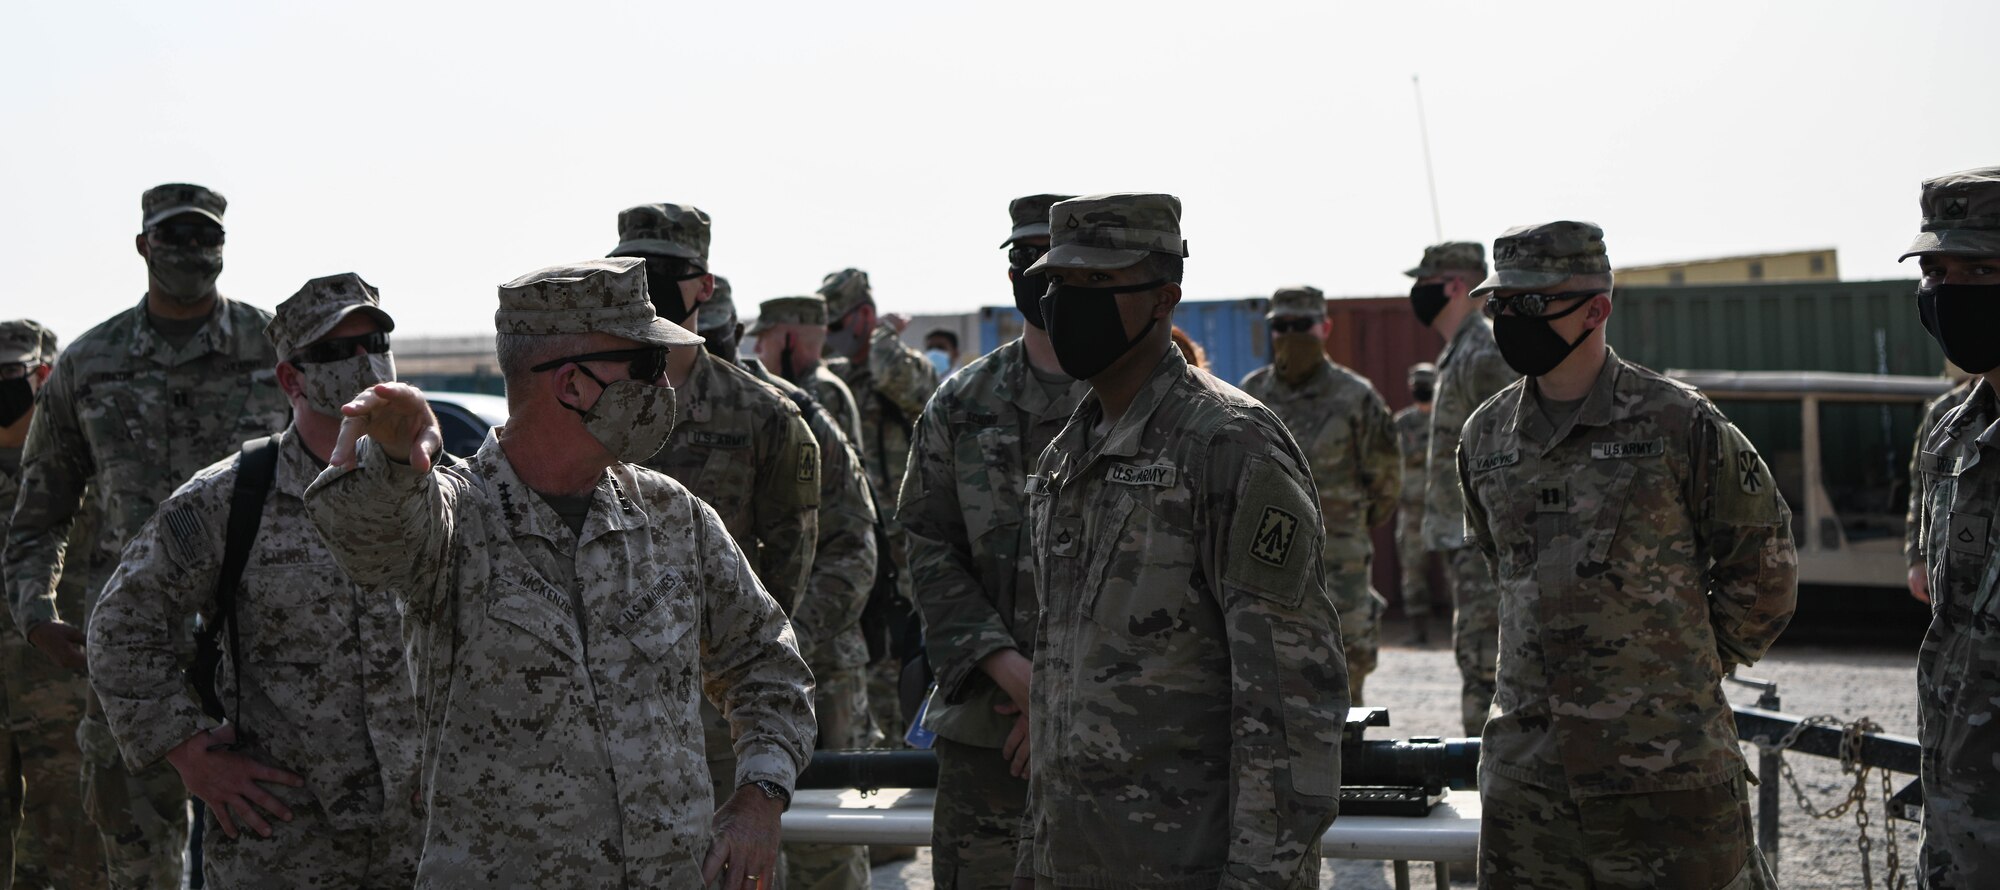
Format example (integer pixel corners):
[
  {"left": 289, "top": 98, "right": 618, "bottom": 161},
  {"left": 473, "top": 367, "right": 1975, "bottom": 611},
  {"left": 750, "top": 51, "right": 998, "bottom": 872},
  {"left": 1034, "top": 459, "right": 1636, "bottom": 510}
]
[{"left": 1611, "top": 279, "right": 1936, "bottom": 376}]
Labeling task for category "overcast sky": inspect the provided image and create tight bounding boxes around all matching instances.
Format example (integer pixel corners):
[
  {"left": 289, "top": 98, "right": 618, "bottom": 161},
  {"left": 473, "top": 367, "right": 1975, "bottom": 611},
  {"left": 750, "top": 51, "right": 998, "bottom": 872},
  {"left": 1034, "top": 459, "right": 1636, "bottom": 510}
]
[{"left": 2, "top": 0, "right": 1989, "bottom": 341}]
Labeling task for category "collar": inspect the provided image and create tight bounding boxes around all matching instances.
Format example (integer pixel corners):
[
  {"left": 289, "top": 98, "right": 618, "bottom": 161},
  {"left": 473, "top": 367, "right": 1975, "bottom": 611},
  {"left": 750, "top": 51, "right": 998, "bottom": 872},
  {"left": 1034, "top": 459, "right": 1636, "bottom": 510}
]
[
  {"left": 1000, "top": 338, "right": 1086, "bottom": 420},
  {"left": 1272, "top": 356, "right": 1335, "bottom": 392},
  {"left": 126, "top": 294, "right": 237, "bottom": 366},
  {"left": 479, "top": 428, "right": 651, "bottom": 549},
  {"left": 1968, "top": 378, "right": 2000, "bottom": 451},
  {"left": 1514, "top": 346, "right": 1626, "bottom": 454},
  {"left": 273, "top": 425, "right": 328, "bottom": 498},
  {"left": 1060, "top": 345, "right": 1187, "bottom": 472},
  {"left": 680, "top": 348, "right": 715, "bottom": 424}
]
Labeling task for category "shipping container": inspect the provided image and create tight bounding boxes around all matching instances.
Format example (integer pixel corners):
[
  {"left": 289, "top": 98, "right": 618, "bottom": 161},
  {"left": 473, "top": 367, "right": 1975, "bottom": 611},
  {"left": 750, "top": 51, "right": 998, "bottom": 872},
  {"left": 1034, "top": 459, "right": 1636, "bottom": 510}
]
[{"left": 1613, "top": 279, "right": 1932, "bottom": 376}]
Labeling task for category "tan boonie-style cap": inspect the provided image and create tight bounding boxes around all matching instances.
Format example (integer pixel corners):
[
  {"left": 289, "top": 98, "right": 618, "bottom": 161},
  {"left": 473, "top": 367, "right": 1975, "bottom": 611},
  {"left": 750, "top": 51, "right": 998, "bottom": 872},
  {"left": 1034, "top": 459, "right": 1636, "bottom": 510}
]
[
  {"left": 818, "top": 269, "right": 872, "bottom": 319},
  {"left": 1405, "top": 241, "right": 1487, "bottom": 278},
  {"left": 266, "top": 273, "right": 397, "bottom": 360},
  {"left": 699, "top": 275, "right": 736, "bottom": 334},
  {"left": 1002, "top": 193, "right": 1076, "bottom": 247},
  {"left": 496, "top": 258, "right": 702, "bottom": 348},
  {"left": 612, "top": 203, "right": 712, "bottom": 262},
  {"left": 1471, "top": 221, "right": 1610, "bottom": 296},
  {"left": 1025, "top": 192, "right": 1188, "bottom": 275},
  {"left": 1901, "top": 166, "right": 2000, "bottom": 261},
  {"left": 0, "top": 320, "right": 53, "bottom": 364},
  {"left": 1408, "top": 362, "right": 1437, "bottom": 386},
  {"left": 142, "top": 183, "right": 227, "bottom": 230},
  {"left": 750, "top": 295, "right": 828, "bottom": 335},
  {"left": 1266, "top": 285, "right": 1327, "bottom": 320}
]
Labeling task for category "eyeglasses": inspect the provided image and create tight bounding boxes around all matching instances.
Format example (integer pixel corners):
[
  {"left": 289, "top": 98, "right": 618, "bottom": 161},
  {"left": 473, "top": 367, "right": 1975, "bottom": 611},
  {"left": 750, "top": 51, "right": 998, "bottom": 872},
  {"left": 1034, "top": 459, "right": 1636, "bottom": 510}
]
[
  {"left": 146, "top": 221, "right": 226, "bottom": 249},
  {"left": 1006, "top": 244, "right": 1048, "bottom": 268},
  {"left": 291, "top": 331, "right": 390, "bottom": 365},
  {"left": 1483, "top": 290, "right": 1605, "bottom": 319},
  {"left": 531, "top": 347, "right": 670, "bottom": 382},
  {"left": 1269, "top": 318, "right": 1318, "bottom": 334},
  {"left": 644, "top": 256, "right": 707, "bottom": 282}
]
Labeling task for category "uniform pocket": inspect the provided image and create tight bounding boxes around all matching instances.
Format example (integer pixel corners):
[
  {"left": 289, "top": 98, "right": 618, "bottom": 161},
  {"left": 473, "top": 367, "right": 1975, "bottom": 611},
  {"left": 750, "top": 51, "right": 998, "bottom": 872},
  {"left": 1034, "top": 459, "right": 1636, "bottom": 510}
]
[
  {"left": 1085, "top": 494, "right": 1192, "bottom": 641},
  {"left": 487, "top": 577, "right": 584, "bottom": 663}
]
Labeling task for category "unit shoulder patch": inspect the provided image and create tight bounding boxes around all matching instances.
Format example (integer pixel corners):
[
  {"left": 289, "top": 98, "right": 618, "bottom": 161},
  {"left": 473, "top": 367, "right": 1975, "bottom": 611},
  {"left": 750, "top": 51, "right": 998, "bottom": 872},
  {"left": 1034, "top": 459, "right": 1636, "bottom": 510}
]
[
  {"left": 1249, "top": 505, "right": 1300, "bottom": 566},
  {"left": 1223, "top": 457, "right": 1318, "bottom": 605}
]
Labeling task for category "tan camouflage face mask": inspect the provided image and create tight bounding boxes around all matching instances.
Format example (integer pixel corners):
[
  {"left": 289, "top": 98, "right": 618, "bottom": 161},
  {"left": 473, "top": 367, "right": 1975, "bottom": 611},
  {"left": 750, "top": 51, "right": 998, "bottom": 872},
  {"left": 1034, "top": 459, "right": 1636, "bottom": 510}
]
[
  {"left": 563, "top": 371, "right": 678, "bottom": 464},
  {"left": 300, "top": 353, "right": 395, "bottom": 418},
  {"left": 1272, "top": 332, "right": 1324, "bottom": 384}
]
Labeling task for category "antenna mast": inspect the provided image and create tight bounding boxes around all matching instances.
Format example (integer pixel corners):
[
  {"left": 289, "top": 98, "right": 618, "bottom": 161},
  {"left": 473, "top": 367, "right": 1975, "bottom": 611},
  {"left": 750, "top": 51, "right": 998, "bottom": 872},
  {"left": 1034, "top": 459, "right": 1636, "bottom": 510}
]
[{"left": 1412, "top": 75, "right": 1444, "bottom": 242}]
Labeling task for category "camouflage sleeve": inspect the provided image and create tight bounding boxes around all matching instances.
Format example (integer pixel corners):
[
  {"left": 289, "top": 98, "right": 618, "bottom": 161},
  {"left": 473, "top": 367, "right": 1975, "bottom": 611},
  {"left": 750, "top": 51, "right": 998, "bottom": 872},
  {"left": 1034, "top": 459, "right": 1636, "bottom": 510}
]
[
  {"left": 6, "top": 355, "right": 94, "bottom": 635},
  {"left": 789, "top": 409, "right": 876, "bottom": 663},
  {"left": 751, "top": 406, "right": 820, "bottom": 616},
  {"left": 1420, "top": 399, "right": 1467, "bottom": 552},
  {"left": 1357, "top": 386, "right": 1401, "bottom": 529},
  {"left": 897, "top": 400, "right": 1017, "bottom": 703},
  {"left": 1907, "top": 392, "right": 1956, "bottom": 567},
  {"left": 1692, "top": 411, "right": 1798, "bottom": 668},
  {"left": 692, "top": 496, "right": 816, "bottom": 793},
  {"left": 302, "top": 437, "right": 460, "bottom": 614},
  {"left": 85, "top": 470, "right": 231, "bottom": 769},
  {"left": 1458, "top": 433, "right": 1497, "bottom": 565},
  {"left": 1202, "top": 418, "right": 1345, "bottom": 888},
  {"left": 867, "top": 322, "right": 940, "bottom": 421}
]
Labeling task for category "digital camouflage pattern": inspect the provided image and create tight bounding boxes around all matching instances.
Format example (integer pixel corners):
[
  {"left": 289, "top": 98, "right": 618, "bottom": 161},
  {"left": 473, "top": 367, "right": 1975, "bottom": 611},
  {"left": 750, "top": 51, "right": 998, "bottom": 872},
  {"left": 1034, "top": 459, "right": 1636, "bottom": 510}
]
[
  {"left": 1023, "top": 346, "right": 1346, "bottom": 889},
  {"left": 87, "top": 428, "right": 420, "bottom": 887},
  {"left": 817, "top": 268, "right": 873, "bottom": 321},
  {"left": 4, "top": 295, "right": 289, "bottom": 888},
  {"left": 303, "top": 434, "right": 816, "bottom": 887},
  {"left": 141, "top": 182, "right": 226, "bottom": 229},
  {"left": 898, "top": 337, "right": 1086, "bottom": 889},
  {"left": 263, "top": 273, "right": 395, "bottom": 361},
  {"left": 1024, "top": 192, "right": 1188, "bottom": 274},
  {"left": 1458, "top": 348, "right": 1795, "bottom": 797},
  {"left": 1263, "top": 284, "right": 1326, "bottom": 319},
  {"left": 1907, "top": 380, "right": 1974, "bottom": 568},
  {"left": 613, "top": 202, "right": 712, "bottom": 261},
  {"left": 749, "top": 295, "right": 829, "bottom": 336},
  {"left": 1479, "top": 770, "right": 1772, "bottom": 889},
  {"left": 1403, "top": 241, "right": 1488, "bottom": 279},
  {"left": 0, "top": 319, "right": 52, "bottom": 363},
  {"left": 1471, "top": 221, "right": 1611, "bottom": 295},
  {"left": 1002, "top": 194, "right": 1074, "bottom": 247},
  {"left": 493, "top": 258, "right": 703, "bottom": 348},
  {"left": 1901, "top": 165, "right": 2000, "bottom": 259},
  {"left": 1241, "top": 356, "right": 1399, "bottom": 705},
  {"left": 1393, "top": 404, "right": 1436, "bottom": 620},
  {"left": 1912, "top": 378, "right": 2000, "bottom": 888}
]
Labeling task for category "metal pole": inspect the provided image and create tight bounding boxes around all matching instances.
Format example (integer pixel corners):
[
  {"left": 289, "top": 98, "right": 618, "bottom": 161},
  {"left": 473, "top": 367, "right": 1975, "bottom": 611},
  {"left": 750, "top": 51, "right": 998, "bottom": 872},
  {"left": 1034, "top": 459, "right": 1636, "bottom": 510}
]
[
  {"left": 1393, "top": 861, "right": 1411, "bottom": 890},
  {"left": 1412, "top": 75, "right": 1444, "bottom": 243},
  {"left": 1755, "top": 686, "right": 1782, "bottom": 879}
]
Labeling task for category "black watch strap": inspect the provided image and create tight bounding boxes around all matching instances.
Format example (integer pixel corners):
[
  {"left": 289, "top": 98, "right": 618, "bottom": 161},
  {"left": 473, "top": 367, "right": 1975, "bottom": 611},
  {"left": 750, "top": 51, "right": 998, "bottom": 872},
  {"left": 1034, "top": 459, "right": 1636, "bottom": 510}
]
[{"left": 748, "top": 779, "right": 791, "bottom": 804}]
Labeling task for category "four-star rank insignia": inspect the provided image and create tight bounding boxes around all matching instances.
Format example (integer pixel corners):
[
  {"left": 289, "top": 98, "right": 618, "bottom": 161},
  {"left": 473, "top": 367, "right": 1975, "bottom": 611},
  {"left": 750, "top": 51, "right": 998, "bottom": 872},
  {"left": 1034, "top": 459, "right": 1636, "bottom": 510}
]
[{"left": 1249, "top": 505, "right": 1300, "bottom": 567}]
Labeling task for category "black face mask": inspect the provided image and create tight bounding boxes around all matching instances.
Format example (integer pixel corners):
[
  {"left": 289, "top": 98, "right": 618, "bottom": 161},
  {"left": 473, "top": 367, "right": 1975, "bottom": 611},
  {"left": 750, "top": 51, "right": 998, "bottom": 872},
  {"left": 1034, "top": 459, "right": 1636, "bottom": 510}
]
[
  {"left": 1492, "top": 297, "right": 1593, "bottom": 377},
  {"left": 1409, "top": 281, "right": 1450, "bottom": 327},
  {"left": 1412, "top": 384, "right": 1434, "bottom": 403},
  {"left": 641, "top": 257, "right": 705, "bottom": 325},
  {"left": 1918, "top": 283, "right": 2000, "bottom": 374},
  {"left": 1039, "top": 279, "right": 1164, "bottom": 380},
  {"left": 1012, "top": 269, "right": 1050, "bottom": 329},
  {"left": 0, "top": 377, "right": 32, "bottom": 428}
]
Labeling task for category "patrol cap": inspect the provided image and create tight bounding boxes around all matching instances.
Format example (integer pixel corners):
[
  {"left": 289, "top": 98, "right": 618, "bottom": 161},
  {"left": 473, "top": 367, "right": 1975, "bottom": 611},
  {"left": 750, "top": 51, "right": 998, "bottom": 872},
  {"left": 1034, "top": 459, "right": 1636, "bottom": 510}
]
[
  {"left": 1026, "top": 193, "right": 1187, "bottom": 275},
  {"left": 818, "top": 269, "right": 872, "bottom": 319},
  {"left": 1471, "top": 221, "right": 1610, "bottom": 296},
  {"left": 495, "top": 258, "right": 703, "bottom": 348},
  {"left": 1001, "top": 193, "right": 1076, "bottom": 247},
  {"left": 1266, "top": 285, "right": 1327, "bottom": 320},
  {"left": 1408, "top": 361, "right": 1437, "bottom": 387},
  {"left": 267, "top": 273, "right": 398, "bottom": 360},
  {"left": 612, "top": 203, "right": 711, "bottom": 262},
  {"left": 750, "top": 295, "right": 828, "bottom": 335},
  {"left": 142, "top": 183, "right": 227, "bottom": 230},
  {"left": 699, "top": 275, "right": 736, "bottom": 334},
  {"left": 0, "top": 320, "right": 53, "bottom": 364},
  {"left": 1901, "top": 166, "right": 2000, "bottom": 261},
  {"left": 1404, "top": 241, "right": 1487, "bottom": 278}
]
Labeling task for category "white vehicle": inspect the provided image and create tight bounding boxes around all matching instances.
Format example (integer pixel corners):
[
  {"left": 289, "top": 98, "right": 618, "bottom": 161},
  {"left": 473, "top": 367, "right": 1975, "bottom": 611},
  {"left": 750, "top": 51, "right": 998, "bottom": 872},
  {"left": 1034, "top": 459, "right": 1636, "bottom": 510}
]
[{"left": 424, "top": 390, "right": 509, "bottom": 459}]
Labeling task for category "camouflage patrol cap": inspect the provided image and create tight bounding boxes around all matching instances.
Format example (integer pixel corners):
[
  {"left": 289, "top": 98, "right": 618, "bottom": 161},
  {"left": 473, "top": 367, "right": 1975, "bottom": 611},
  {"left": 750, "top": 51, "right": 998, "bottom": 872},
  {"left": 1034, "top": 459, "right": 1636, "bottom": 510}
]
[
  {"left": 266, "top": 273, "right": 397, "bottom": 360},
  {"left": 612, "top": 203, "right": 711, "bottom": 262},
  {"left": 1001, "top": 193, "right": 1076, "bottom": 247},
  {"left": 142, "top": 183, "right": 226, "bottom": 230},
  {"left": 749, "top": 295, "right": 828, "bottom": 335},
  {"left": 1404, "top": 241, "right": 1487, "bottom": 278},
  {"left": 1266, "top": 285, "right": 1327, "bottom": 320},
  {"left": 1471, "top": 221, "right": 1610, "bottom": 296},
  {"left": 698, "top": 275, "right": 736, "bottom": 334},
  {"left": 0, "top": 319, "right": 53, "bottom": 364},
  {"left": 1024, "top": 192, "right": 1188, "bottom": 274},
  {"left": 1901, "top": 166, "right": 2000, "bottom": 261},
  {"left": 818, "top": 268, "right": 872, "bottom": 319},
  {"left": 1408, "top": 361, "right": 1437, "bottom": 387},
  {"left": 496, "top": 258, "right": 703, "bottom": 348}
]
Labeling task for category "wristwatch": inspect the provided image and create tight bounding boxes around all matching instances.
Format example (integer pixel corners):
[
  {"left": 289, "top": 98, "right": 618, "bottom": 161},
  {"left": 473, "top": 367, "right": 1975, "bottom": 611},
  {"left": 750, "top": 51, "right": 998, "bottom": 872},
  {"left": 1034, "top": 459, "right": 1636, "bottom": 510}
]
[{"left": 747, "top": 779, "right": 792, "bottom": 807}]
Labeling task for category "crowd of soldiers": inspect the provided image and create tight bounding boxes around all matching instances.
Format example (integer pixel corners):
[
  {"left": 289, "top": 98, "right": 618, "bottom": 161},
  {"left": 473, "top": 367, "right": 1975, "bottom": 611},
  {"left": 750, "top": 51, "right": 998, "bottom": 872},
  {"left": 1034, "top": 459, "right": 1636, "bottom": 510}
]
[{"left": 0, "top": 167, "right": 1992, "bottom": 890}]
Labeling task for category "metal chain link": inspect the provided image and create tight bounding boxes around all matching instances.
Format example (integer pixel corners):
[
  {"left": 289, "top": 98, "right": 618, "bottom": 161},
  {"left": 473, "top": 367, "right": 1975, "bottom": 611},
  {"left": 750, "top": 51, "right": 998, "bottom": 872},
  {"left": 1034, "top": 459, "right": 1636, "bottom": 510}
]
[{"left": 1767, "top": 714, "right": 1908, "bottom": 890}]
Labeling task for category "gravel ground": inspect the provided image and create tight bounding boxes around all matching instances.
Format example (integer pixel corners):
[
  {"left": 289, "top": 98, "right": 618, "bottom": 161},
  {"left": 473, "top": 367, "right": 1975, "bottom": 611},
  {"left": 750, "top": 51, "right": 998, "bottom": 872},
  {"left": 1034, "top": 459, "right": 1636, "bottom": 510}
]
[{"left": 871, "top": 625, "right": 1923, "bottom": 889}]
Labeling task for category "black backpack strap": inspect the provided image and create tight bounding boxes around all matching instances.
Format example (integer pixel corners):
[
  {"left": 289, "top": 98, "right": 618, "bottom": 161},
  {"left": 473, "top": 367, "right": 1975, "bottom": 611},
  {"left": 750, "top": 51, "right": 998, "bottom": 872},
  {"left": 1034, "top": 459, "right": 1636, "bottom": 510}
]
[{"left": 191, "top": 435, "right": 280, "bottom": 726}]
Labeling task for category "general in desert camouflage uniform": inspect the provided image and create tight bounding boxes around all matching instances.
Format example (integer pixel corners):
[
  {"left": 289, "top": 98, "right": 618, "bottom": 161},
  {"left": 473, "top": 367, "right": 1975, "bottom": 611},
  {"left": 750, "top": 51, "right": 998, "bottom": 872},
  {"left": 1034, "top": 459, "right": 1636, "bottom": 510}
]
[
  {"left": 897, "top": 193, "right": 1085, "bottom": 890},
  {"left": 1392, "top": 363, "right": 1439, "bottom": 643},
  {"left": 87, "top": 275, "right": 419, "bottom": 888},
  {"left": 0, "top": 320, "right": 106, "bottom": 889},
  {"left": 303, "top": 258, "right": 816, "bottom": 887},
  {"left": 1459, "top": 221, "right": 1793, "bottom": 889},
  {"left": 1406, "top": 240, "right": 1515, "bottom": 737},
  {"left": 6, "top": 184, "right": 290, "bottom": 889},
  {"left": 1021, "top": 194, "right": 1346, "bottom": 889},
  {"left": 1904, "top": 166, "right": 2000, "bottom": 890},
  {"left": 1241, "top": 285, "right": 1398, "bottom": 705}
]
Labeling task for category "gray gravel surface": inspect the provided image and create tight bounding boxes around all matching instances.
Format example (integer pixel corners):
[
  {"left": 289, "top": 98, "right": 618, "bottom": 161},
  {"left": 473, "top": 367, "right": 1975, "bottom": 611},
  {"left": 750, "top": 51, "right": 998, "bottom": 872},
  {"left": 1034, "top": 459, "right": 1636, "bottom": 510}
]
[{"left": 871, "top": 627, "right": 1923, "bottom": 889}]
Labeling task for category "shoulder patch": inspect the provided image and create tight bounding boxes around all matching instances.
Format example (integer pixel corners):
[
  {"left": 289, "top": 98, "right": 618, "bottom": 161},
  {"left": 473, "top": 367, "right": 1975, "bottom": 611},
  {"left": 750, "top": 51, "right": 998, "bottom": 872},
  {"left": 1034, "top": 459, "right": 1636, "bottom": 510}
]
[
  {"left": 1223, "top": 457, "right": 1318, "bottom": 604},
  {"left": 1105, "top": 462, "right": 1177, "bottom": 488},
  {"left": 797, "top": 442, "right": 819, "bottom": 484},
  {"left": 1248, "top": 505, "right": 1300, "bottom": 566},
  {"left": 1708, "top": 418, "right": 1783, "bottom": 526},
  {"left": 161, "top": 506, "right": 208, "bottom": 567},
  {"left": 1591, "top": 438, "right": 1666, "bottom": 460}
]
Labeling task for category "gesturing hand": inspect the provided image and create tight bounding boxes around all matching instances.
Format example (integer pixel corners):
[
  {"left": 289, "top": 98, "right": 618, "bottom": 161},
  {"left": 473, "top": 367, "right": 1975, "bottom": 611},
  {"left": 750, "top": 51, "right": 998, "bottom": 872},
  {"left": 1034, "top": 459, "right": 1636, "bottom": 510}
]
[
  {"left": 165, "top": 724, "right": 305, "bottom": 839},
  {"left": 329, "top": 382, "right": 443, "bottom": 471}
]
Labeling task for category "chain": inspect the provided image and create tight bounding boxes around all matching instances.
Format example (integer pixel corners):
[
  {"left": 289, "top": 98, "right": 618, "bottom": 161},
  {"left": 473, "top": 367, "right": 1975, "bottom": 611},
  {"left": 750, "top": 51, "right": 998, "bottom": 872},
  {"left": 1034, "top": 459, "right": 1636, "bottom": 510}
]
[{"left": 1766, "top": 714, "right": 1907, "bottom": 890}]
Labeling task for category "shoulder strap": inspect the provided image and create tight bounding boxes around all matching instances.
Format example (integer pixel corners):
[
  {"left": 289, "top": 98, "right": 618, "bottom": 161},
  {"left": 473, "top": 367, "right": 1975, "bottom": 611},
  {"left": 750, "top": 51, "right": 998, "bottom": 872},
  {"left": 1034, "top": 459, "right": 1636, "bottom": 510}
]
[{"left": 191, "top": 435, "right": 280, "bottom": 724}]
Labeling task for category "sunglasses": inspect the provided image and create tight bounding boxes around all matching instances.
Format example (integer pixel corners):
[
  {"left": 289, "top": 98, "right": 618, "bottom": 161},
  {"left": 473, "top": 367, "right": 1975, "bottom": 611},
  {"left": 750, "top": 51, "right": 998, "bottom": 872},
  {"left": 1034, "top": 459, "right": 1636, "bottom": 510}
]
[
  {"left": 1006, "top": 244, "right": 1048, "bottom": 268},
  {"left": 147, "top": 221, "right": 226, "bottom": 249},
  {"left": 291, "top": 331, "right": 390, "bottom": 365},
  {"left": 531, "top": 347, "right": 670, "bottom": 382},
  {"left": 1269, "top": 318, "right": 1318, "bottom": 335},
  {"left": 1483, "top": 290, "right": 1605, "bottom": 319},
  {"left": 0, "top": 361, "right": 33, "bottom": 381}
]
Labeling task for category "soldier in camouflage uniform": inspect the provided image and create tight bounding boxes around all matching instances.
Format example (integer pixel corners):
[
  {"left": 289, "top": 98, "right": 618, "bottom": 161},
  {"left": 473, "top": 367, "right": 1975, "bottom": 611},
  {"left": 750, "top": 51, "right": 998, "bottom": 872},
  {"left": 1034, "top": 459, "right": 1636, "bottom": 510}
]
[
  {"left": 86, "top": 275, "right": 419, "bottom": 888},
  {"left": 897, "top": 194, "right": 1085, "bottom": 890},
  {"left": 0, "top": 320, "right": 106, "bottom": 889},
  {"left": 1393, "top": 362, "right": 1439, "bottom": 644},
  {"left": 754, "top": 296, "right": 866, "bottom": 446},
  {"left": 1904, "top": 166, "right": 2000, "bottom": 890},
  {"left": 1019, "top": 193, "right": 1346, "bottom": 889},
  {"left": 6, "top": 184, "right": 292, "bottom": 889},
  {"left": 302, "top": 258, "right": 816, "bottom": 888},
  {"left": 1405, "top": 240, "right": 1515, "bottom": 737},
  {"left": 1458, "top": 221, "right": 1793, "bottom": 889},
  {"left": 1241, "top": 285, "right": 1399, "bottom": 705},
  {"left": 1905, "top": 376, "right": 1972, "bottom": 604}
]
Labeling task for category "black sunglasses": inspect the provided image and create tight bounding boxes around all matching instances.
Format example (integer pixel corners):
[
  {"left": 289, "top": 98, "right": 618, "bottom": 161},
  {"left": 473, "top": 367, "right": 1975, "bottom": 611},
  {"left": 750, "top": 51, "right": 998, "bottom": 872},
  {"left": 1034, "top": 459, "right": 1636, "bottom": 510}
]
[
  {"left": 1484, "top": 290, "right": 1605, "bottom": 319},
  {"left": 1269, "top": 317, "right": 1318, "bottom": 334},
  {"left": 147, "top": 221, "right": 226, "bottom": 249},
  {"left": 531, "top": 347, "right": 669, "bottom": 382},
  {"left": 1006, "top": 244, "right": 1048, "bottom": 268},
  {"left": 291, "top": 331, "right": 390, "bottom": 365}
]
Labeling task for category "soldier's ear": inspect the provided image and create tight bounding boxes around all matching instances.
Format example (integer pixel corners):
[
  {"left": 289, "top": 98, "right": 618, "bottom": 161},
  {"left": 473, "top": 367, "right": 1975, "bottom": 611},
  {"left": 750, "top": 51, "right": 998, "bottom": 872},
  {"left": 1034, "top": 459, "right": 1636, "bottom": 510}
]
[
  {"left": 1155, "top": 283, "right": 1182, "bottom": 318},
  {"left": 134, "top": 233, "right": 150, "bottom": 260},
  {"left": 275, "top": 361, "right": 307, "bottom": 400}
]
